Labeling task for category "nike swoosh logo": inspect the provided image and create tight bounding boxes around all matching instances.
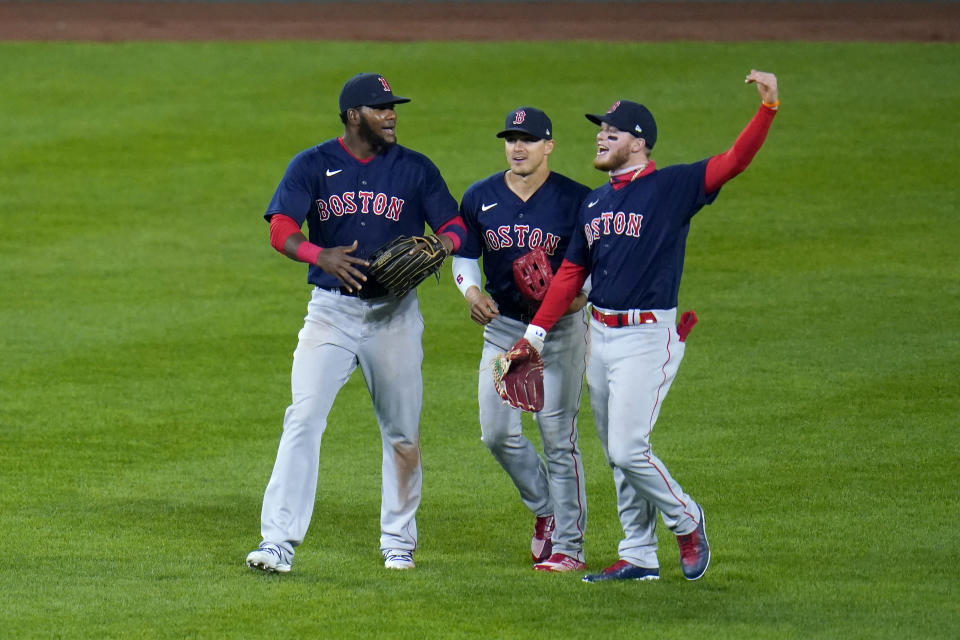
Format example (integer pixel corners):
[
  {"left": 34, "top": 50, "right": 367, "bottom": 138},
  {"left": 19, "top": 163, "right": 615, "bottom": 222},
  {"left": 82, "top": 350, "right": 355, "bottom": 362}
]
[
  {"left": 481, "top": 202, "right": 498, "bottom": 212},
  {"left": 326, "top": 169, "right": 343, "bottom": 176},
  {"left": 587, "top": 199, "right": 600, "bottom": 208}
]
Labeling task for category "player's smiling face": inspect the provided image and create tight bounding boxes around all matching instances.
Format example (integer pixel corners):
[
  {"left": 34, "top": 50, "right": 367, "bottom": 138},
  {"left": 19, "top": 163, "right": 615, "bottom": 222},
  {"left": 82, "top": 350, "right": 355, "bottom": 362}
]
[
  {"left": 358, "top": 104, "right": 398, "bottom": 150},
  {"left": 593, "top": 122, "right": 636, "bottom": 171},
  {"left": 504, "top": 134, "right": 553, "bottom": 177}
]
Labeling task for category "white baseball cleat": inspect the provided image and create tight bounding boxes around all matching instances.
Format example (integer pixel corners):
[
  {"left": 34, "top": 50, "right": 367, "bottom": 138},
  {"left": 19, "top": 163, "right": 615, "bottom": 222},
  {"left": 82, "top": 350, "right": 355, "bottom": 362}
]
[
  {"left": 246, "top": 542, "right": 292, "bottom": 573},
  {"left": 383, "top": 550, "right": 415, "bottom": 570}
]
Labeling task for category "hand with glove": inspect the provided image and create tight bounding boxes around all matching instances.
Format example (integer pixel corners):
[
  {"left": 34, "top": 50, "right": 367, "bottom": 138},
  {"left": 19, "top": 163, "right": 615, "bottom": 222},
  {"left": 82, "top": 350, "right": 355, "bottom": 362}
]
[
  {"left": 367, "top": 233, "right": 451, "bottom": 298},
  {"left": 491, "top": 337, "right": 545, "bottom": 413}
]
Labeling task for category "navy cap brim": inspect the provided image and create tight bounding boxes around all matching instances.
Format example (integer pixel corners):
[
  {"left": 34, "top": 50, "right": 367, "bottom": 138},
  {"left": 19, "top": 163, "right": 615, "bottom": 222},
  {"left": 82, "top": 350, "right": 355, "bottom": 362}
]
[
  {"left": 495, "top": 127, "right": 546, "bottom": 139},
  {"left": 357, "top": 96, "right": 411, "bottom": 109},
  {"left": 585, "top": 112, "right": 643, "bottom": 137}
]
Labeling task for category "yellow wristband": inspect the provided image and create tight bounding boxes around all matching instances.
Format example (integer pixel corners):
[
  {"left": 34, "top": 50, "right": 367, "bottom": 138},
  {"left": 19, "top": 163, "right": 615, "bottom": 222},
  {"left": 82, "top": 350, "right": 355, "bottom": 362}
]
[{"left": 762, "top": 99, "right": 780, "bottom": 110}]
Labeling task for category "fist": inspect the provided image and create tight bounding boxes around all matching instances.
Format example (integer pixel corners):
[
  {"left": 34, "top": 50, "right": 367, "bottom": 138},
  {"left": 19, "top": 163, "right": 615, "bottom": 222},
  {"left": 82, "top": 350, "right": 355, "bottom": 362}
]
[{"left": 745, "top": 69, "right": 778, "bottom": 105}]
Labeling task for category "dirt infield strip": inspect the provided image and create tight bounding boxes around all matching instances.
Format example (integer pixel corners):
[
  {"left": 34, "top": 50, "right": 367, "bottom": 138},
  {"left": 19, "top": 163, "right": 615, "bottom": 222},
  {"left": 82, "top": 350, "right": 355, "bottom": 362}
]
[{"left": 0, "top": 1, "right": 958, "bottom": 42}]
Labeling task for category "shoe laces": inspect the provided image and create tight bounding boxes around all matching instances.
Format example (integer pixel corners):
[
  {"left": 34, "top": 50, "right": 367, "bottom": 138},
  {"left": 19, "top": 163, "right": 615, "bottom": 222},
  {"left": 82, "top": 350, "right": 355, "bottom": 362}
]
[
  {"left": 259, "top": 543, "right": 289, "bottom": 563},
  {"left": 677, "top": 530, "right": 700, "bottom": 560},
  {"left": 385, "top": 550, "right": 412, "bottom": 563}
]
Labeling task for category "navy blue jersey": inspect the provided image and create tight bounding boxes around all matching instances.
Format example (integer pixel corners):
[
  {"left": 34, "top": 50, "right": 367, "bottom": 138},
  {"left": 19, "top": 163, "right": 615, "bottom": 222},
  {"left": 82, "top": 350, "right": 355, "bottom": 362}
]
[
  {"left": 565, "top": 160, "right": 718, "bottom": 310},
  {"left": 461, "top": 171, "right": 590, "bottom": 320},
  {"left": 264, "top": 138, "right": 460, "bottom": 288}
]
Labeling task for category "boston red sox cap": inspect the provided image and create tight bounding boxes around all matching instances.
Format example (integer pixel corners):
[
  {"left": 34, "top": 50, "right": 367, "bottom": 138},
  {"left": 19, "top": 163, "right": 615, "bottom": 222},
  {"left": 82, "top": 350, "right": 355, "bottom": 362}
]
[
  {"left": 496, "top": 106, "right": 553, "bottom": 141},
  {"left": 586, "top": 100, "right": 657, "bottom": 148},
  {"left": 339, "top": 73, "right": 411, "bottom": 112}
]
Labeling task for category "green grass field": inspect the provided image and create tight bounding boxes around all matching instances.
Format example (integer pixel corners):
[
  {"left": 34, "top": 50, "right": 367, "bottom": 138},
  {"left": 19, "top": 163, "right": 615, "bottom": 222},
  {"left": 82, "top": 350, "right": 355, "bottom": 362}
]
[{"left": 1, "top": 40, "right": 958, "bottom": 638}]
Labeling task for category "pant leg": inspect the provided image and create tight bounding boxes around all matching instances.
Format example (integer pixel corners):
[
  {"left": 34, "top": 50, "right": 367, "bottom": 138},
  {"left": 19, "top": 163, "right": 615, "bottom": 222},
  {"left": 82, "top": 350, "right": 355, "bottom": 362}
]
[
  {"left": 612, "top": 468, "right": 660, "bottom": 568},
  {"left": 355, "top": 292, "right": 425, "bottom": 553},
  {"left": 260, "top": 291, "right": 359, "bottom": 553},
  {"left": 478, "top": 316, "right": 553, "bottom": 519},
  {"left": 534, "top": 311, "right": 589, "bottom": 560},
  {"left": 589, "top": 312, "right": 701, "bottom": 565},
  {"left": 602, "top": 314, "right": 700, "bottom": 534},
  {"left": 587, "top": 328, "right": 658, "bottom": 567}
]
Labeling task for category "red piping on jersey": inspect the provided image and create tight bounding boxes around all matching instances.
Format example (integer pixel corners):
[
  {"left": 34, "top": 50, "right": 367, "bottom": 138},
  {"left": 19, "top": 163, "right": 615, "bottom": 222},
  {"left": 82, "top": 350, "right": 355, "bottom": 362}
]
[
  {"left": 530, "top": 259, "right": 589, "bottom": 332},
  {"left": 436, "top": 215, "right": 466, "bottom": 253},
  {"left": 704, "top": 104, "right": 777, "bottom": 193},
  {"left": 337, "top": 137, "right": 376, "bottom": 164}
]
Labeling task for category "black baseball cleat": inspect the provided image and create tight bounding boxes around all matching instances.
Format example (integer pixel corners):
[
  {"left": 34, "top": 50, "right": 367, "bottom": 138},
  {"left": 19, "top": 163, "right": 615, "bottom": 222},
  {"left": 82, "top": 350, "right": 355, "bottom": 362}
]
[
  {"left": 582, "top": 559, "right": 659, "bottom": 583},
  {"left": 676, "top": 505, "right": 711, "bottom": 580}
]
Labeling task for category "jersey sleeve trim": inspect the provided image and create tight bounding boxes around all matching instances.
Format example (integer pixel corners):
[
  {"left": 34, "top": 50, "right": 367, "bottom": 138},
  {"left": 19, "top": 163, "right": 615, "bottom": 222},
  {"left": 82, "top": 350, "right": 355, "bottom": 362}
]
[{"left": 436, "top": 215, "right": 467, "bottom": 254}]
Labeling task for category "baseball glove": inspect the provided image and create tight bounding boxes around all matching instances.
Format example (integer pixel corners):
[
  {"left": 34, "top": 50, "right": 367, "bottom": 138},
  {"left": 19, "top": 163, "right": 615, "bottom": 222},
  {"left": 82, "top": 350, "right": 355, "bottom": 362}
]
[
  {"left": 491, "top": 338, "right": 545, "bottom": 412},
  {"left": 513, "top": 246, "right": 553, "bottom": 302},
  {"left": 367, "top": 234, "right": 449, "bottom": 298}
]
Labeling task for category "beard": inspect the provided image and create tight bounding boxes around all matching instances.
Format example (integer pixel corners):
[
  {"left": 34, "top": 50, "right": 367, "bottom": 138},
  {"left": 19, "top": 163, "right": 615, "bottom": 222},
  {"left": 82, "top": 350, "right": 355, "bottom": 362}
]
[
  {"left": 358, "top": 116, "right": 395, "bottom": 155},
  {"left": 592, "top": 144, "right": 631, "bottom": 172}
]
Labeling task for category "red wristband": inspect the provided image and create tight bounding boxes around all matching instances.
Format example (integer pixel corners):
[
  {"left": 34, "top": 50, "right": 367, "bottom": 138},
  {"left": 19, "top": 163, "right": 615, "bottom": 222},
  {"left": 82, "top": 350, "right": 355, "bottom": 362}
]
[{"left": 295, "top": 241, "right": 322, "bottom": 265}]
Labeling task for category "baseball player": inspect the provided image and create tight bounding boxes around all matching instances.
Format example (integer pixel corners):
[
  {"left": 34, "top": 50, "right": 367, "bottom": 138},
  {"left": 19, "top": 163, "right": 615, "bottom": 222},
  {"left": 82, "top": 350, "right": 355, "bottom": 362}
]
[
  {"left": 246, "top": 72, "right": 467, "bottom": 573},
  {"left": 512, "top": 70, "right": 780, "bottom": 581},
  {"left": 453, "top": 107, "right": 591, "bottom": 572}
]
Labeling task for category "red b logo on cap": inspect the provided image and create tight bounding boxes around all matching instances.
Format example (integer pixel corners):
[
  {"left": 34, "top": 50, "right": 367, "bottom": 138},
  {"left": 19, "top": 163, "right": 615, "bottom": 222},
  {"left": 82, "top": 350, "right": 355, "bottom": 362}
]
[
  {"left": 513, "top": 110, "right": 526, "bottom": 125},
  {"left": 607, "top": 101, "right": 621, "bottom": 114},
  {"left": 379, "top": 76, "right": 391, "bottom": 92}
]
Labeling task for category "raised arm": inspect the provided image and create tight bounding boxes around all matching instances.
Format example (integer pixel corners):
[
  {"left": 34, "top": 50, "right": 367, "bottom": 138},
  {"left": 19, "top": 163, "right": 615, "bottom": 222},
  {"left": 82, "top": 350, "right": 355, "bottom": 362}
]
[{"left": 704, "top": 70, "right": 780, "bottom": 194}]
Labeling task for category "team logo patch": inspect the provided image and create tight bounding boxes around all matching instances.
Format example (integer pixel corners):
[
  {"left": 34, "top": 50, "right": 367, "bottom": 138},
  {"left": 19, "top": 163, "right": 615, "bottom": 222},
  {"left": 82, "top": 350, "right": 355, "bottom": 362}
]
[
  {"left": 513, "top": 110, "right": 526, "bottom": 125},
  {"left": 379, "top": 76, "right": 391, "bottom": 92},
  {"left": 607, "top": 100, "right": 621, "bottom": 113}
]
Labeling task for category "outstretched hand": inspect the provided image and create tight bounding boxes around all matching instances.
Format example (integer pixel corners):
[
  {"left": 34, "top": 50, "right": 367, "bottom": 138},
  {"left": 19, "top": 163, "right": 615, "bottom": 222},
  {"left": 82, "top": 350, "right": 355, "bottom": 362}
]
[
  {"left": 315, "top": 240, "right": 369, "bottom": 292},
  {"left": 746, "top": 69, "right": 779, "bottom": 105}
]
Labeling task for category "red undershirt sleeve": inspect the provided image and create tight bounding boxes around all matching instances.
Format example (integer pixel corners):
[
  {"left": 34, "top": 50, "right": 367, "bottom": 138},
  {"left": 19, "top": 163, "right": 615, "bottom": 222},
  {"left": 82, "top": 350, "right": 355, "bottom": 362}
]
[
  {"left": 268, "top": 213, "right": 302, "bottom": 253},
  {"left": 269, "top": 213, "right": 322, "bottom": 264},
  {"left": 704, "top": 104, "right": 777, "bottom": 194},
  {"left": 530, "top": 260, "right": 590, "bottom": 332}
]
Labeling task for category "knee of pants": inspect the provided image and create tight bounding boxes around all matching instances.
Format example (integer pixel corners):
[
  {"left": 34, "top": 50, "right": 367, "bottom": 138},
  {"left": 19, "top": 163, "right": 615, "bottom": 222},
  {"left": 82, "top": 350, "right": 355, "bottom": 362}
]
[
  {"left": 480, "top": 426, "right": 513, "bottom": 454},
  {"left": 283, "top": 400, "right": 328, "bottom": 440},
  {"left": 606, "top": 439, "right": 650, "bottom": 470},
  {"left": 478, "top": 402, "right": 520, "bottom": 446}
]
